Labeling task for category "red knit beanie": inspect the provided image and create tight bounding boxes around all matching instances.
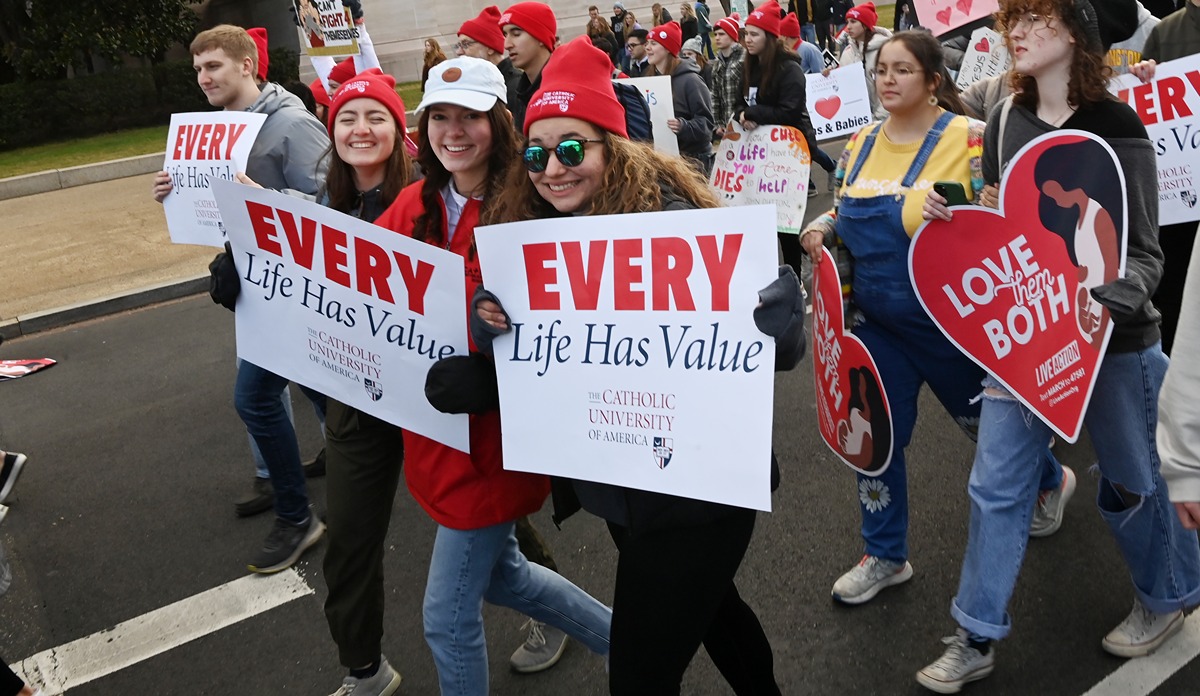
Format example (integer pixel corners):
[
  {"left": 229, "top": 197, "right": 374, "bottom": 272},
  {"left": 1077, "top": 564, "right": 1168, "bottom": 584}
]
[
  {"left": 310, "top": 78, "right": 331, "bottom": 108},
  {"left": 328, "top": 68, "right": 408, "bottom": 136},
  {"left": 780, "top": 13, "right": 801, "bottom": 39},
  {"left": 649, "top": 21, "right": 683, "bottom": 56},
  {"left": 327, "top": 57, "right": 358, "bottom": 86},
  {"left": 498, "top": 2, "right": 558, "bottom": 52},
  {"left": 746, "top": 0, "right": 782, "bottom": 37},
  {"left": 248, "top": 27, "right": 269, "bottom": 82},
  {"left": 715, "top": 13, "right": 741, "bottom": 39},
  {"left": 460, "top": 5, "right": 506, "bottom": 54},
  {"left": 524, "top": 36, "right": 627, "bottom": 138},
  {"left": 846, "top": 2, "right": 878, "bottom": 31}
]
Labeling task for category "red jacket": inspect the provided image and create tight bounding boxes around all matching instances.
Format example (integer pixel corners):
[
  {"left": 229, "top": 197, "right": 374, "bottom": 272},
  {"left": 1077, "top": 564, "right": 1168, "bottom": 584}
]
[{"left": 375, "top": 181, "right": 550, "bottom": 530}]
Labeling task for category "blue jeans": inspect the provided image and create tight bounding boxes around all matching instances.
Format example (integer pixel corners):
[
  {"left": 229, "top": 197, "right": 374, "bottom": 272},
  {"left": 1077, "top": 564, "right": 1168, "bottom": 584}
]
[
  {"left": 234, "top": 360, "right": 326, "bottom": 524},
  {"left": 423, "top": 522, "right": 611, "bottom": 695},
  {"left": 952, "top": 344, "right": 1200, "bottom": 640},
  {"left": 249, "top": 383, "right": 327, "bottom": 478},
  {"left": 801, "top": 23, "right": 817, "bottom": 44}
]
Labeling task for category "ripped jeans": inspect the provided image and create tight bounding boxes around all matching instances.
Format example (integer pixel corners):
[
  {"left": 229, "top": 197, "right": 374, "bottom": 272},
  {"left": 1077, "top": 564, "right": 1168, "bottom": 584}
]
[{"left": 951, "top": 343, "right": 1200, "bottom": 640}]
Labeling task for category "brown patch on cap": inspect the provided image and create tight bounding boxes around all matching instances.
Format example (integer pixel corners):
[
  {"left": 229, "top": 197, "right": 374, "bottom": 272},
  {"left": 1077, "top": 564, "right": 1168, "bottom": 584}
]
[{"left": 443, "top": 67, "right": 463, "bottom": 82}]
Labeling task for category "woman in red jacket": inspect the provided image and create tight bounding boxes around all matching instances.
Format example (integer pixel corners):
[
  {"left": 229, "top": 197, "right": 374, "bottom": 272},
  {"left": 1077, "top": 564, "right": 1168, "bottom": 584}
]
[{"left": 373, "top": 56, "right": 611, "bottom": 695}]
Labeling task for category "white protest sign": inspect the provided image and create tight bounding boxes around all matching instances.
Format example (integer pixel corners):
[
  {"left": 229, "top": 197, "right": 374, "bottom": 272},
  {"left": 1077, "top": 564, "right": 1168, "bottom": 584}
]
[
  {"left": 616, "top": 75, "right": 679, "bottom": 156},
  {"left": 162, "top": 112, "right": 265, "bottom": 247},
  {"left": 806, "top": 65, "right": 873, "bottom": 141},
  {"left": 710, "top": 121, "right": 811, "bottom": 234},
  {"left": 294, "top": 0, "right": 359, "bottom": 57},
  {"left": 1111, "top": 54, "right": 1200, "bottom": 226},
  {"left": 474, "top": 205, "right": 779, "bottom": 511},
  {"left": 955, "top": 27, "right": 1010, "bottom": 90},
  {"left": 212, "top": 179, "right": 471, "bottom": 452}
]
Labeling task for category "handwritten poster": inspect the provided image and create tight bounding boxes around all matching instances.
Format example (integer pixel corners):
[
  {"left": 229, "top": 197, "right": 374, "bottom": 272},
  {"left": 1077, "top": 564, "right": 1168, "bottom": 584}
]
[
  {"left": 294, "top": 0, "right": 359, "bottom": 57},
  {"left": 710, "top": 121, "right": 811, "bottom": 234},
  {"left": 474, "top": 205, "right": 779, "bottom": 511},
  {"left": 805, "top": 65, "right": 874, "bottom": 141},
  {"left": 212, "top": 179, "right": 471, "bottom": 451},
  {"left": 162, "top": 112, "right": 265, "bottom": 247},
  {"left": 615, "top": 75, "right": 679, "bottom": 156},
  {"left": 955, "top": 27, "right": 1010, "bottom": 90}
]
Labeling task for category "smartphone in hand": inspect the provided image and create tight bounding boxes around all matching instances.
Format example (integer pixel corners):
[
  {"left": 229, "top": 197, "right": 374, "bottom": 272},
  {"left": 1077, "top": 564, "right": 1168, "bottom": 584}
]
[{"left": 933, "top": 181, "right": 970, "bottom": 207}]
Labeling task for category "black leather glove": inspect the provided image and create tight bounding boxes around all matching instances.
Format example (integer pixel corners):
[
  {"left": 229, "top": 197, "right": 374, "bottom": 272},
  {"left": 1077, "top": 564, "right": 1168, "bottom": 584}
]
[
  {"left": 469, "top": 286, "right": 511, "bottom": 356},
  {"left": 425, "top": 353, "right": 500, "bottom": 414},
  {"left": 208, "top": 241, "right": 240, "bottom": 312}
]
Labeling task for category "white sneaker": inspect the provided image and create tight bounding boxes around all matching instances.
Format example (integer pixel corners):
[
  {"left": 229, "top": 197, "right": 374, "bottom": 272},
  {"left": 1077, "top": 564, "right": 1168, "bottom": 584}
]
[
  {"left": 328, "top": 657, "right": 401, "bottom": 696},
  {"left": 916, "top": 629, "right": 995, "bottom": 694},
  {"left": 1102, "top": 599, "right": 1185, "bottom": 657},
  {"left": 509, "top": 619, "right": 568, "bottom": 673},
  {"left": 1030, "top": 465, "right": 1076, "bottom": 538},
  {"left": 831, "top": 555, "right": 913, "bottom": 605}
]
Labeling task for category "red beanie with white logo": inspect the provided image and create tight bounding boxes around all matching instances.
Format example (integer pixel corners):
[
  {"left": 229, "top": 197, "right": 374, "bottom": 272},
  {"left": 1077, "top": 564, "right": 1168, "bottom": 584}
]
[
  {"left": 248, "top": 27, "right": 269, "bottom": 82},
  {"left": 780, "top": 13, "right": 801, "bottom": 39},
  {"left": 649, "top": 21, "right": 683, "bottom": 56},
  {"left": 328, "top": 68, "right": 408, "bottom": 136},
  {"left": 746, "top": 0, "right": 782, "bottom": 37},
  {"left": 499, "top": 2, "right": 558, "bottom": 52},
  {"left": 460, "top": 5, "right": 507, "bottom": 54},
  {"left": 524, "top": 36, "right": 627, "bottom": 137},
  {"left": 715, "top": 13, "right": 741, "bottom": 39},
  {"left": 846, "top": 2, "right": 878, "bottom": 31}
]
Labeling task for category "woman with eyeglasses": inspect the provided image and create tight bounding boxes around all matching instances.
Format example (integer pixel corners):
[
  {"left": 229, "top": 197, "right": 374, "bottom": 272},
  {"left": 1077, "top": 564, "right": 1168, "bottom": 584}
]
[
  {"left": 917, "top": 0, "right": 1200, "bottom": 690},
  {"left": 800, "top": 30, "right": 1064, "bottom": 616},
  {"left": 475, "top": 37, "right": 799, "bottom": 695}
]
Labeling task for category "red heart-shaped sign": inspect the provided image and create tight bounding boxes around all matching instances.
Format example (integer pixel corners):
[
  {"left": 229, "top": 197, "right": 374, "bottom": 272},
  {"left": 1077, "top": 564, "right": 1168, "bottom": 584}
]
[
  {"left": 956, "top": 0, "right": 974, "bottom": 15},
  {"left": 813, "top": 246, "right": 894, "bottom": 475},
  {"left": 936, "top": 6, "right": 954, "bottom": 25},
  {"left": 975, "top": 37, "right": 990, "bottom": 52},
  {"left": 815, "top": 96, "right": 842, "bottom": 120},
  {"left": 909, "top": 131, "right": 1127, "bottom": 442}
]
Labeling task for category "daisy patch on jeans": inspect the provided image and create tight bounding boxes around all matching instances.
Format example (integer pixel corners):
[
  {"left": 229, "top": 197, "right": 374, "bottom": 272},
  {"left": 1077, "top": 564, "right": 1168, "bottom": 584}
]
[{"left": 859, "top": 478, "right": 891, "bottom": 513}]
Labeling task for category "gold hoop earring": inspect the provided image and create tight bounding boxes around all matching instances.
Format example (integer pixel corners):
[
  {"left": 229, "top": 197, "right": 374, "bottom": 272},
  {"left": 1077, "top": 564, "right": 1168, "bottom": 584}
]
[{"left": 928, "top": 94, "right": 939, "bottom": 106}]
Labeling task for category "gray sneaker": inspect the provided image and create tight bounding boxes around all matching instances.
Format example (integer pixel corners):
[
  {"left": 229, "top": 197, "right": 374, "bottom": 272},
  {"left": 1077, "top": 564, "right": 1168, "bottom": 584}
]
[
  {"left": 247, "top": 514, "right": 325, "bottom": 574},
  {"left": 329, "top": 657, "right": 402, "bottom": 696},
  {"left": 1030, "top": 465, "right": 1076, "bottom": 538},
  {"left": 0, "top": 451, "right": 28, "bottom": 504},
  {"left": 1102, "top": 599, "right": 1185, "bottom": 657},
  {"left": 832, "top": 555, "right": 913, "bottom": 605},
  {"left": 916, "top": 629, "right": 995, "bottom": 694},
  {"left": 509, "top": 619, "right": 568, "bottom": 673}
]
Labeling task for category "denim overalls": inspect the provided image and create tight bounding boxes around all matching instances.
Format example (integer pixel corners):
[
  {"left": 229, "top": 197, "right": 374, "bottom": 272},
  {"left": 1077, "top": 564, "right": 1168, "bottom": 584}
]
[{"left": 836, "top": 112, "right": 1062, "bottom": 561}]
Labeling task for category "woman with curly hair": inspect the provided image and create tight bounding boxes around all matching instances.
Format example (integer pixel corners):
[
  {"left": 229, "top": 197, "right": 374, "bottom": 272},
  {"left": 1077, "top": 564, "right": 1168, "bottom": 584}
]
[
  {"left": 477, "top": 37, "right": 800, "bottom": 695},
  {"left": 917, "top": 0, "right": 1200, "bottom": 691}
]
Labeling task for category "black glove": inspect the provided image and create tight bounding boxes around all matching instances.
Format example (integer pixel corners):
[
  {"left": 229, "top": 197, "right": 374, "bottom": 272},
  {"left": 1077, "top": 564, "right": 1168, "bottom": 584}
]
[
  {"left": 425, "top": 353, "right": 500, "bottom": 414},
  {"left": 754, "top": 265, "right": 803, "bottom": 338},
  {"left": 469, "top": 286, "right": 511, "bottom": 356},
  {"left": 208, "top": 241, "right": 240, "bottom": 312}
]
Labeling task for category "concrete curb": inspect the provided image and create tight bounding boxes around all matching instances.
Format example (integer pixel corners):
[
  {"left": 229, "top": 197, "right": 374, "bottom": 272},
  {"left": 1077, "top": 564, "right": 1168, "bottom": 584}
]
[
  {"left": 0, "top": 153, "right": 165, "bottom": 202},
  {"left": 0, "top": 275, "right": 208, "bottom": 342}
]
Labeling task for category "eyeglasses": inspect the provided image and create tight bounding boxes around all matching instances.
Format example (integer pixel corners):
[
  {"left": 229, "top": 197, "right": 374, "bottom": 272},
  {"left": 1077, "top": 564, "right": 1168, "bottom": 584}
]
[
  {"left": 522, "top": 139, "right": 604, "bottom": 172},
  {"left": 868, "top": 65, "right": 924, "bottom": 80},
  {"left": 626, "top": 41, "right": 643, "bottom": 48},
  {"left": 1010, "top": 13, "right": 1052, "bottom": 31},
  {"left": 453, "top": 38, "right": 478, "bottom": 53}
]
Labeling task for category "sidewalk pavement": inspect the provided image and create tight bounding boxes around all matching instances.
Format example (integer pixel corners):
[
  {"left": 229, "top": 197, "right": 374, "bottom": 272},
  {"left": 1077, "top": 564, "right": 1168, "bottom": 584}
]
[{"left": 0, "top": 158, "right": 216, "bottom": 341}]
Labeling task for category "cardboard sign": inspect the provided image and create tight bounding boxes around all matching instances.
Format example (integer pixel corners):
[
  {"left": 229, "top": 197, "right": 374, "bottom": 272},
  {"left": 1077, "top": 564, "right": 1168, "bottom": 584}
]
[
  {"left": 813, "top": 247, "right": 893, "bottom": 475},
  {"left": 955, "top": 27, "right": 1010, "bottom": 90},
  {"left": 914, "top": 0, "right": 1000, "bottom": 37},
  {"left": 806, "top": 65, "right": 874, "bottom": 142},
  {"left": 615, "top": 75, "right": 679, "bottom": 156},
  {"left": 294, "top": 0, "right": 359, "bottom": 57},
  {"left": 909, "top": 131, "right": 1127, "bottom": 442},
  {"left": 474, "top": 205, "right": 778, "bottom": 511},
  {"left": 710, "top": 121, "right": 811, "bottom": 234},
  {"left": 211, "top": 179, "right": 471, "bottom": 452},
  {"left": 1111, "top": 54, "right": 1200, "bottom": 226},
  {"left": 162, "top": 112, "right": 266, "bottom": 248}
]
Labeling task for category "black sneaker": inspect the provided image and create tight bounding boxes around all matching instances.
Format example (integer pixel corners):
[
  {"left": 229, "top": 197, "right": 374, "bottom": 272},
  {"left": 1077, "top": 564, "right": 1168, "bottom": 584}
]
[
  {"left": 303, "top": 448, "right": 326, "bottom": 478},
  {"left": 234, "top": 477, "right": 274, "bottom": 518},
  {"left": 247, "top": 514, "right": 325, "bottom": 574},
  {"left": 0, "top": 452, "right": 28, "bottom": 504}
]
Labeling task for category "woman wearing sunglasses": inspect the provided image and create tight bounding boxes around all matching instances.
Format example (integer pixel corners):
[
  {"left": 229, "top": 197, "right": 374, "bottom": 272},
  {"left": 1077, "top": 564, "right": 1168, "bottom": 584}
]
[
  {"left": 371, "top": 57, "right": 612, "bottom": 695},
  {"left": 917, "top": 0, "right": 1200, "bottom": 691},
  {"left": 475, "top": 37, "right": 802, "bottom": 695}
]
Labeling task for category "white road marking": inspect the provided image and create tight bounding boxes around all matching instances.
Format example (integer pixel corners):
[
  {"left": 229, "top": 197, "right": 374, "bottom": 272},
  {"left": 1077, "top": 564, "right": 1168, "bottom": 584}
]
[
  {"left": 1083, "top": 617, "right": 1200, "bottom": 696},
  {"left": 9, "top": 569, "right": 313, "bottom": 695}
]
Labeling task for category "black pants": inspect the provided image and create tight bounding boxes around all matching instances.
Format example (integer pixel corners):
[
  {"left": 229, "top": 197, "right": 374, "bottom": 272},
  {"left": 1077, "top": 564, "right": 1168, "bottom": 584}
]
[
  {"left": 0, "top": 656, "right": 24, "bottom": 696},
  {"left": 1152, "top": 221, "right": 1198, "bottom": 355},
  {"left": 321, "top": 400, "right": 559, "bottom": 668},
  {"left": 606, "top": 508, "right": 780, "bottom": 695}
]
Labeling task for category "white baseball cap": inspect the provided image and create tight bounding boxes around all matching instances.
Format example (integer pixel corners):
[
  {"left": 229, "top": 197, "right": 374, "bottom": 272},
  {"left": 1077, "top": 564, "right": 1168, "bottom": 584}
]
[{"left": 415, "top": 57, "right": 508, "bottom": 116}]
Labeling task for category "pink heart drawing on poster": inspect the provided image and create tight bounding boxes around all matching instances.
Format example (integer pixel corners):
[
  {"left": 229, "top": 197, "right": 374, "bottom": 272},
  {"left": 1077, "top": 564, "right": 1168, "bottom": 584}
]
[
  {"left": 936, "top": 6, "right": 954, "bottom": 25},
  {"left": 956, "top": 0, "right": 974, "bottom": 15},
  {"left": 909, "top": 131, "right": 1128, "bottom": 442},
  {"left": 815, "top": 96, "right": 841, "bottom": 120},
  {"left": 975, "top": 37, "right": 990, "bottom": 52}
]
